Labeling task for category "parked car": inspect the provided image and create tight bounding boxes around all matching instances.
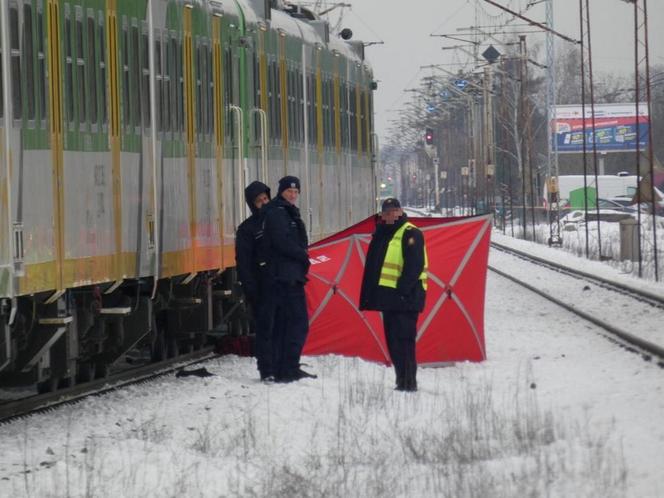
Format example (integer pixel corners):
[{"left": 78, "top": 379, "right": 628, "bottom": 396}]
[{"left": 561, "top": 198, "right": 637, "bottom": 226}]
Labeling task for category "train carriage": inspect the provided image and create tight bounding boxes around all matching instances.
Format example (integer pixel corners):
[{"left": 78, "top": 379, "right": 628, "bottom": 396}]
[{"left": 0, "top": 0, "right": 376, "bottom": 391}]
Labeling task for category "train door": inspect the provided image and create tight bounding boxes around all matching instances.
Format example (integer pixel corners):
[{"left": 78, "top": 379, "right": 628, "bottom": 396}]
[
  {"left": 182, "top": 4, "right": 196, "bottom": 274},
  {"left": 248, "top": 26, "right": 267, "bottom": 189},
  {"left": 211, "top": 11, "right": 242, "bottom": 266},
  {"left": 0, "top": 2, "right": 10, "bottom": 371}
]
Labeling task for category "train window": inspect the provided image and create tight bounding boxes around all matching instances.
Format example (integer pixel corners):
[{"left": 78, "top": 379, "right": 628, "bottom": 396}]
[
  {"left": 37, "top": 6, "right": 46, "bottom": 125},
  {"left": 207, "top": 46, "right": 213, "bottom": 136},
  {"left": 367, "top": 91, "right": 373, "bottom": 152},
  {"left": 23, "top": 4, "right": 35, "bottom": 121},
  {"left": 0, "top": 39, "right": 3, "bottom": 118},
  {"left": 76, "top": 11, "right": 87, "bottom": 126},
  {"left": 320, "top": 78, "right": 325, "bottom": 147},
  {"left": 360, "top": 87, "right": 366, "bottom": 153},
  {"left": 252, "top": 53, "right": 259, "bottom": 107},
  {"left": 177, "top": 37, "right": 184, "bottom": 133},
  {"left": 163, "top": 36, "right": 172, "bottom": 133},
  {"left": 328, "top": 79, "right": 334, "bottom": 147},
  {"left": 292, "top": 68, "right": 298, "bottom": 143},
  {"left": 224, "top": 47, "right": 233, "bottom": 105},
  {"left": 266, "top": 59, "right": 274, "bottom": 140},
  {"left": 322, "top": 79, "right": 328, "bottom": 147},
  {"left": 307, "top": 73, "right": 314, "bottom": 145},
  {"left": 169, "top": 36, "right": 177, "bottom": 133},
  {"left": 195, "top": 40, "right": 202, "bottom": 135},
  {"left": 130, "top": 24, "right": 140, "bottom": 128},
  {"left": 286, "top": 67, "right": 293, "bottom": 142},
  {"left": 64, "top": 7, "right": 73, "bottom": 123},
  {"left": 202, "top": 43, "right": 210, "bottom": 137},
  {"left": 322, "top": 79, "right": 329, "bottom": 147},
  {"left": 223, "top": 47, "right": 232, "bottom": 139},
  {"left": 155, "top": 37, "right": 162, "bottom": 132},
  {"left": 349, "top": 87, "right": 357, "bottom": 151},
  {"left": 141, "top": 28, "right": 150, "bottom": 129},
  {"left": 272, "top": 61, "right": 277, "bottom": 140},
  {"left": 276, "top": 61, "right": 283, "bottom": 140},
  {"left": 297, "top": 70, "right": 303, "bottom": 144},
  {"left": 332, "top": 80, "right": 337, "bottom": 147},
  {"left": 252, "top": 52, "right": 259, "bottom": 140},
  {"left": 98, "top": 13, "right": 107, "bottom": 126},
  {"left": 340, "top": 82, "right": 348, "bottom": 149},
  {"left": 9, "top": 5, "right": 22, "bottom": 120},
  {"left": 122, "top": 20, "right": 130, "bottom": 128},
  {"left": 87, "top": 15, "right": 97, "bottom": 126},
  {"left": 289, "top": 68, "right": 295, "bottom": 143}
]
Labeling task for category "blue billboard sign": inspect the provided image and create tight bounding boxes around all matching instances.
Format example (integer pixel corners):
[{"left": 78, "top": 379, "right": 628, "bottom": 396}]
[{"left": 553, "top": 103, "right": 649, "bottom": 153}]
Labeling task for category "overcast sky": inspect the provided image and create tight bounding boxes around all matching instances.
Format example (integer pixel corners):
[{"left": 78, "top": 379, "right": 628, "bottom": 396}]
[{"left": 329, "top": 0, "right": 664, "bottom": 143}]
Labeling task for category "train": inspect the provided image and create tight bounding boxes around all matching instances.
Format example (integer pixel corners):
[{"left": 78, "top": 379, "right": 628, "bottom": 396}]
[{"left": 0, "top": 0, "right": 377, "bottom": 392}]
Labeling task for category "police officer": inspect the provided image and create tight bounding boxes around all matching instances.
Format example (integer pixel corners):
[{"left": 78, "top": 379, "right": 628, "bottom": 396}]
[
  {"left": 262, "top": 176, "right": 316, "bottom": 382},
  {"left": 235, "top": 181, "right": 273, "bottom": 381},
  {"left": 359, "top": 198, "right": 428, "bottom": 392}
]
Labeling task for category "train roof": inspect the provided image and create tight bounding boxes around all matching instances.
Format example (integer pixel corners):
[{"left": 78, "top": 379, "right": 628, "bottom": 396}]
[{"left": 224, "top": 0, "right": 370, "bottom": 69}]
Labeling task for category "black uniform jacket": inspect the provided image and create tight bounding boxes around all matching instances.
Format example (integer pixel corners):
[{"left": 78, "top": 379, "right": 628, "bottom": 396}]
[
  {"left": 235, "top": 181, "right": 271, "bottom": 303},
  {"left": 359, "top": 215, "right": 426, "bottom": 313},
  {"left": 262, "top": 195, "right": 310, "bottom": 285}
]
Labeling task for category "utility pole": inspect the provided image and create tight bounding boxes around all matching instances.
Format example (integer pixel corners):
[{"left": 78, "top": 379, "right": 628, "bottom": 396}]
[
  {"left": 581, "top": 0, "right": 603, "bottom": 259},
  {"left": 578, "top": 0, "right": 590, "bottom": 258},
  {"left": 519, "top": 35, "right": 529, "bottom": 240},
  {"left": 629, "top": 0, "right": 659, "bottom": 281},
  {"left": 483, "top": 65, "right": 495, "bottom": 215},
  {"left": 545, "top": 0, "right": 562, "bottom": 246}
]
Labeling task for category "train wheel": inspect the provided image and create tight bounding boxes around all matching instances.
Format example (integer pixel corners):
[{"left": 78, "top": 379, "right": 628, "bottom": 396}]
[
  {"left": 151, "top": 332, "right": 166, "bottom": 362},
  {"left": 194, "top": 333, "right": 206, "bottom": 351},
  {"left": 37, "top": 377, "right": 59, "bottom": 394},
  {"left": 94, "top": 362, "right": 110, "bottom": 379},
  {"left": 77, "top": 362, "right": 94, "bottom": 383},
  {"left": 167, "top": 337, "right": 179, "bottom": 359},
  {"left": 58, "top": 377, "right": 74, "bottom": 389}
]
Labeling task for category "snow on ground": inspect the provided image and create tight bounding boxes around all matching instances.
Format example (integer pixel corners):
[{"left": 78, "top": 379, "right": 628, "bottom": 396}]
[{"left": 1, "top": 273, "right": 663, "bottom": 497}]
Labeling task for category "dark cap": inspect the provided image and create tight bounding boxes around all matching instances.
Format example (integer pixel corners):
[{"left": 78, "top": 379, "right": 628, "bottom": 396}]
[
  {"left": 381, "top": 197, "right": 401, "bottom": 212},
  {"left": 278, "top": 175, "right": 301, "bottom": 195}
]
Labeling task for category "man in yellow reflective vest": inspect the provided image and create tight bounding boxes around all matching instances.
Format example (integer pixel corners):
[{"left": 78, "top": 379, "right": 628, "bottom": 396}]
[{"left": 359, "top": 198, "right": 428, "bottom": 392}]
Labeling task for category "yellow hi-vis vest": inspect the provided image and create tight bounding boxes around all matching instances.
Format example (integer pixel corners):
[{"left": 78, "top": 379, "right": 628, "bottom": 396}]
[{"left": 378, "top": 222, "right": 428, "bottom": 290}]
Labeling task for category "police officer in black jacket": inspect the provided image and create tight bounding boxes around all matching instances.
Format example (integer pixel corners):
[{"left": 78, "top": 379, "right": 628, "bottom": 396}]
[
  {"left": 235, "top": 181, "right": 273, "bottom": 380},
  {"left": 262, "top": 176, "right": 316, "bottom": 382},
  {"left": 360, "top": 198, "right": 427, "bottom": 392}
]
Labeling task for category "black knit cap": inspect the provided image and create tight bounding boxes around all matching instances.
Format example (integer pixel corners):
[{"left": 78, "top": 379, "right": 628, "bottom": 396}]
[
  {"left": 278, "top": 175, "right": 301, "bottom": 195},
  {"left": 381, "top": 197, "right": 401, "bottom": 212}
]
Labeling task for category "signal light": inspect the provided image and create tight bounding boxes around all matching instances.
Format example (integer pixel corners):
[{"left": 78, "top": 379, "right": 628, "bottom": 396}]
[{"left": 425, "top": 127, "right": 434, "bottom": 145}]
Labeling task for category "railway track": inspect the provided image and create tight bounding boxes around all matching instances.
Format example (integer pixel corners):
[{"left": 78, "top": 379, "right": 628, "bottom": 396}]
[
  {"left": 490, "top": 242, "right": 664, "bottom": 367},
  {"left": 0, "top": 348, "right": 218, "bottom": 424}
]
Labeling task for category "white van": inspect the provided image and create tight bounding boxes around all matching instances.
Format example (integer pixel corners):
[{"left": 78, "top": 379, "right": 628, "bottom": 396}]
[{"left": 543, "top": 173, "right": 639, "bottom": 207}]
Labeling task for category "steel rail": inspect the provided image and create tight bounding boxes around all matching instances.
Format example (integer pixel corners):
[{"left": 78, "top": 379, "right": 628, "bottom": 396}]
[
  {"left": 0, "top": 348, "right": 218, "bottom": 424},
  {"left": 491, "top": 241, "right": 664, "bottom": 309},
  {"left": 489, "top": 246, "right": 664, "bottom": 366}
]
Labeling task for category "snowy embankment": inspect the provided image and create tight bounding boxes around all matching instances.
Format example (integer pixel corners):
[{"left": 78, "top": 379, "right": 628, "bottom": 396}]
[
  {"left": 490, "top": 242, "right": 664, "bottom": 348},
  {"left": 1, "top": 271, "right": 663, "bottom": 497}
]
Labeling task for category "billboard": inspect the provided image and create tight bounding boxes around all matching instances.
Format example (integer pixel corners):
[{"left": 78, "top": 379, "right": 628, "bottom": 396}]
[{"left": 553, "top": 103, "right": 649, "bottom": 153}]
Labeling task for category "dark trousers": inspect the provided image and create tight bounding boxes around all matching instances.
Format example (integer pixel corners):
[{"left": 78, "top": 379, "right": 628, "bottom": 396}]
[
  {"left": 383, "top": 311, "right": 418, "bottom": 390},
  {"left": 272, "top": 282, "right": 309, "bottom": 380},
  {"left": 251, "top": 287, "right": 276, "bottom": 379},
  {"left": 248, "top": 272, "right": 283, "bottom": 378}
]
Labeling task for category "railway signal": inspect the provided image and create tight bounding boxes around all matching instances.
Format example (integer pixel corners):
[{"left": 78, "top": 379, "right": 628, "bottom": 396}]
[{"left": 425, "top": 127, "right": 434, "bottom": 145}]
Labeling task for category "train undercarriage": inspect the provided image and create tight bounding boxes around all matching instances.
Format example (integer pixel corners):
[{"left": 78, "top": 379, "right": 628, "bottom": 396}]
[{"left": 0, "top": 271, "right": 246, "bottom": 394}]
